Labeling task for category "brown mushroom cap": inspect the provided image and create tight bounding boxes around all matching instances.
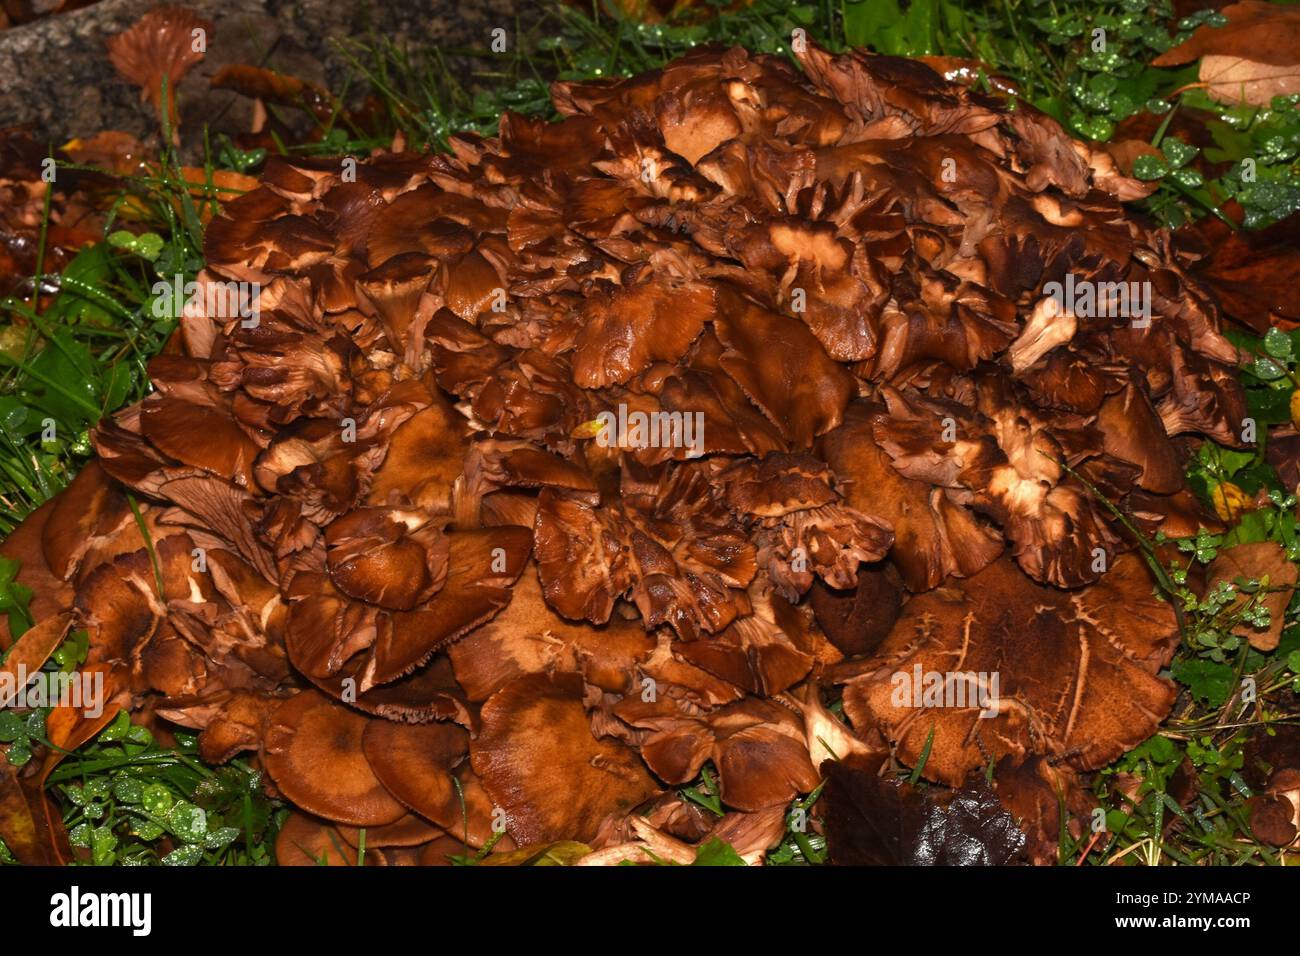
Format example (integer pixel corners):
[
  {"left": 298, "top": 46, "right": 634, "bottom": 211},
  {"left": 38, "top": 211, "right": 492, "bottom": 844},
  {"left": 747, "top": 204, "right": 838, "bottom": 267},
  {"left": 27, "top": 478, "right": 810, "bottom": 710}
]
[
  {"left": 365, "top": 526, "right": 531, "bottom": 686},
  {"left": 417, "top": 833, "right": 473, "bottom": 865},
  {"left": 361, "top": 719, "right": 467, "bottom": 826},
  {"left": 263, "top": 691, "right": 407, "bottom": 826},
  {"left": 1094, "top": 381, "right": 1184, "bottom": 494},
  {"left": 471, "top": 672, "right": 659, "bottom": 844},
  {"left": 139, "top": 396, "right": 261, "bottom": 490},
  {"left": 195, "top": 690, "right": 278, "bottom": 765},
  {"left": 673, "top": 601, "right": 813, "bottom": 696},
  {"left": 632, "top": 696, "right": 820, "bottom": 810},
  {"left": 274, "top": 811, "right": 385, "bottom": 866},
  {"left": 572, "top": 276, "right": 714, "bottom": 388},
  {"left": 810, "top": 564, "right": 903, "bottom": 658},
  {"left": 708, "top": 699, "right": 822, "bottom": 810},
  {"left": 712, "top": 291, "right": 856, "bottom": 449},
  {"left": 1248, "top": 793, "right": 1298, "bottom": 847},
  {"left": 356, "top": 252, "right": 435, "bottom": 347},
  {"left": 365, "top": 395, "right": 469, "bottom": 512},
  {"left": 821, "top": 402, "right": 1001, "bottom": 591},
  {"left": 284, "top": 593, "right": 475, "bottom": 723},
  {"left": 40, "top": 461, "right": 132, "bottom": 584},
  {"left": 335, "top": 814, "right": 446, "bottom": 849},
  {"left": 324, "top": 508, "right": 444, "bottom": 611},
  {"left": 447, "top": 568, "right": 654, "bottom": 700},
  {"left": 989, "top": 756, "right": 1095, "bottom": 865},
  {"left": 535, "top": 467, "right": 758, "bottom": 640},
  {"left": 842, "top": 553, "right": 1179, "bottom": 785}
]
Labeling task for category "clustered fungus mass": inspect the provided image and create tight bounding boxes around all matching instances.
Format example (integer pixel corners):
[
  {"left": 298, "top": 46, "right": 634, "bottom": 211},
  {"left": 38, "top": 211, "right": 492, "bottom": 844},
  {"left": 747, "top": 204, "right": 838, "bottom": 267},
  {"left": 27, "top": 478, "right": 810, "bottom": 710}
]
[{"left": 0, "top": 44, "right": 1248, "bottom": 864}]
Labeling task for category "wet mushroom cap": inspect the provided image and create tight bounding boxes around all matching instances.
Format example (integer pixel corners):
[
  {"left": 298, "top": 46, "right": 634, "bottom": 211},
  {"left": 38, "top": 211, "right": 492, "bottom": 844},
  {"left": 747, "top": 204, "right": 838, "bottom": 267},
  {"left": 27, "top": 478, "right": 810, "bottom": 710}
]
[
  {"left": 361, "top": 719, "right": 468, "bottom": 827},
  {"left": 105, "top": 5, "right": 213, "bottom": 113},
  {"left": 471, "top": 672, "right": 659, "bottom": 844},
  {"left": 274, "top": 811, "right": 385, "bottom": 866},
  {"left": 841, "top": 553, "right": 1180, "bottom": 784},
  {"left": 264, "top": 691, "right": 407, "bottom": 826}
]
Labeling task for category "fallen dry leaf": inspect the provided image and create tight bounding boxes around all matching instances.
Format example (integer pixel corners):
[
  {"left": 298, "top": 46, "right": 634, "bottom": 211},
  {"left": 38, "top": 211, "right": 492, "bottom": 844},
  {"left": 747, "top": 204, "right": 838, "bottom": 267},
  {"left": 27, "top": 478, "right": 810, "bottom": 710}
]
[
  {"left": 1183, "top": 210, "right": 1300, "bottom": 333},
  {"left": 0, "top": 758, "right": 65, "bottom": 866},
  {"left": 1153, "top": 1, "right": 1300, "bottom": 106},
  {"left": 106, "top": 5, "right": 213, "bottom": 136},
  {"left": 1204, "top": 541, "right": 1299, "bottom": 651}
]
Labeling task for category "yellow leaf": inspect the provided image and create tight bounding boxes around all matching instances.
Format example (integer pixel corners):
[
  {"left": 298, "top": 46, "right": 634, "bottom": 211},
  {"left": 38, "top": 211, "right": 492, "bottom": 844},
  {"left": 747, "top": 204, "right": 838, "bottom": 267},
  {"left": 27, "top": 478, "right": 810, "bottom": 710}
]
[
  {"left": 571, "top": 418, "right": 605, "bottom": 439},
  {"left": 1211, "top": 481, "right": 1252, "bottom": 521}
]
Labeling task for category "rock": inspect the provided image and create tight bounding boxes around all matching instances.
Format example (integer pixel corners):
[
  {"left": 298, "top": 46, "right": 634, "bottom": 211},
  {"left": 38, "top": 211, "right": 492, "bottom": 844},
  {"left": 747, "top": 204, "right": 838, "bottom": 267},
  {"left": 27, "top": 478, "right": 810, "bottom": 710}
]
[{"left": 0, "top": 0, "right": 533, "bottom": 152}]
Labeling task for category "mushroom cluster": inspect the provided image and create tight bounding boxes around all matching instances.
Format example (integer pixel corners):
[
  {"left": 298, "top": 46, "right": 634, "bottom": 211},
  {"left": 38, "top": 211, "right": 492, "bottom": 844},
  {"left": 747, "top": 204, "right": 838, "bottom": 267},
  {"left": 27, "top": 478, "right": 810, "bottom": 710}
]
[{"left": 1, "top": 44, "right": 1245, "bottom": 864}]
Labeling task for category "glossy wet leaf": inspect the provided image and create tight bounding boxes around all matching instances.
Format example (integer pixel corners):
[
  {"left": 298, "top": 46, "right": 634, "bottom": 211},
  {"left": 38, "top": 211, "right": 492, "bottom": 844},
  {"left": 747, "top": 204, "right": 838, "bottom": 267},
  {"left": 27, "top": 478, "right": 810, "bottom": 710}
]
[
  {"left": 161, "top": 844, "right": 204, "bottom": 866},
  {"left": 107, "top": 230, "right": 164, "bottom": 262},
  {"left": 1133, "top": 153, "right": 1171, "bottom": 180},
  {"left": 167, "top": 801, "right": 208, "bottom": 843},
  {"left": 822, "top": 761, "right": 1027, "bottom": 866},
  {"left": 140, "top": 783, "right": 173, "bottom": 815},
  {"left": 1265, "top": 327, "right": 1294, "bottom": 360},
  {"left": 112, "top": 777, "right": 144, "bottom": 804}
]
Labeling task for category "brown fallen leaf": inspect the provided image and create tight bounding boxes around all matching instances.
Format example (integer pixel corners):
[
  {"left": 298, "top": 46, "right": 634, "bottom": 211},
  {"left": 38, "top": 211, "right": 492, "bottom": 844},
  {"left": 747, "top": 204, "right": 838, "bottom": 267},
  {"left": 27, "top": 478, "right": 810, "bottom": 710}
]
[
  {"left": 0, "top": 614, "right": 72, "bottom": 708},
  {"left": 1204, "top": 541, "right": 1299, "bottom": 651},
  {"left": 1199, "top": 55, "right": 1300, "bottom": 106},
  {"left": 209, "top": 65, "right": 337, "bottom": 121},
  {"left": 62, "top": 131, "right": 150, "bottom": 177},
  {"left": 1153, "top": 1, "right": 1300, "bottom": 106},
  {"left": 1265, "top": 431, "right": 1300, "bottom": 492},
  {"left": 1182, "top": 209, "right": 1300, "bottom": 333},
  {"left": 0, "top": 745, "right": 70, "bottom": 866}
]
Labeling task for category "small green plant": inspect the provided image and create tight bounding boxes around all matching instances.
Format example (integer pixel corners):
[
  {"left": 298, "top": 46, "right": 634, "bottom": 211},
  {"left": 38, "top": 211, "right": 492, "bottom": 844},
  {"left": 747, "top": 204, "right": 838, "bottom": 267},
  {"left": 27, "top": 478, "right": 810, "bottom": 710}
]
[
  {"left": 0, "top": 140, "right": 215, "bottom": 533},
  {"left": 1089, "top": 727, "right": 1287, "bottom": 866},
  {"left": 0, "top": 626, "right": 88, "bottom": 767},
  {"left": 50, "top": 711, "right": 283, "bottom": 866}
]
